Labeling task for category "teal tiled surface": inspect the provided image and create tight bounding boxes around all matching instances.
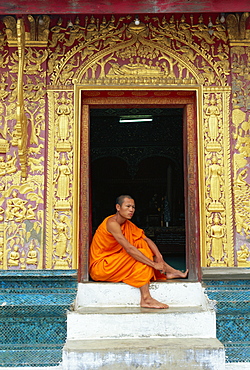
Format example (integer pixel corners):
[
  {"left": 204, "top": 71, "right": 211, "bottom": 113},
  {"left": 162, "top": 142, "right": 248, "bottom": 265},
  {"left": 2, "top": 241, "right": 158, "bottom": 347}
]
[
  {"left": 204, "top": 279, "right": 250, "bottom": 363},
  {"left": 0, "top": 270, "right": 77, "bottom": 367}
]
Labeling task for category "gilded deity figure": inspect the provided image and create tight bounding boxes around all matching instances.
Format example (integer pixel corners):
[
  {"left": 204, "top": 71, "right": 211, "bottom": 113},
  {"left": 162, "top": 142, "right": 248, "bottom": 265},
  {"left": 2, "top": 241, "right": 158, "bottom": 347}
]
[
  {"left": 57, "top": 96, "right": 70, "bottom": 142},
  {"left": 5, "top": 153, "right": 17, "bottom": 174},
  {"left": 54, "top": 214, "right": 70, "bottom": 258},
  {"left": 6, "top": 191, "right": 27, "bottom": 222},
  {"left": 237, "top": 244, "right": 250, "bottom": 263},
  {"left": 211, "top": 216, "right": 224, "bottom": 263},
  {"left": 235, "top": 169, "right": 248, "bottom": 188},
  {"left": 0, "top": 156, "right": 6, "bottom": 176},
  {"left": 8, "top": 245, "right": 20, "bottom": 267},
  {"left": 26, "top": 240, "right": 38, "bottom": 265},
  {"left": 50, "top": 17, "right": 66, "bottom": 47},
  {"left": 208, "top": 155, "right": 222, "bottom": 203},
  {"left": 206, "top": 97, "right": 220, "bottom": 142},
  {"left": 54, "top": 154, "right": 71, "bottom": 201}
]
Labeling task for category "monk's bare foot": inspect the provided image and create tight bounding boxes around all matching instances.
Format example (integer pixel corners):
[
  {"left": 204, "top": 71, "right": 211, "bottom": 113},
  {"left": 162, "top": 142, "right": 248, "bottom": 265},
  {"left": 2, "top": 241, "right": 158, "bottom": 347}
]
[
  {"left": 141, "top": 296, "right": 169, "bottom": 309},
  {"left": 166, "top": 269, "right": 188, "bottom": 279}
]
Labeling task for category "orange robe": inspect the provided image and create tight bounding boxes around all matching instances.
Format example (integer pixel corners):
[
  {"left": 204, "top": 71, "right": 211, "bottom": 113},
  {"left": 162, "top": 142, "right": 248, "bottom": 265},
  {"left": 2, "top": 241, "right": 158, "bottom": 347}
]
[{"left": 89, "top": 215, "right": 166, "bottom": 288}]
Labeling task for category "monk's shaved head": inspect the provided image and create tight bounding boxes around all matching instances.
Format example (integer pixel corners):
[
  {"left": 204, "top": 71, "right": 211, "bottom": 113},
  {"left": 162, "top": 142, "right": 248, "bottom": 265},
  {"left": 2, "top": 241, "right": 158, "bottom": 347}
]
[{"left": 116, "top": 195, "right": 134, "bottom": 206}]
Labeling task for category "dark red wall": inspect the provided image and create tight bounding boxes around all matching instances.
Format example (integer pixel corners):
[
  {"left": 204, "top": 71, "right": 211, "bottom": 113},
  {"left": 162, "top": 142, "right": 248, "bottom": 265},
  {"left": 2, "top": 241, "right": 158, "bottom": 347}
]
[{"left": 0, "top": 0, "right": 249, "bottom": 15}]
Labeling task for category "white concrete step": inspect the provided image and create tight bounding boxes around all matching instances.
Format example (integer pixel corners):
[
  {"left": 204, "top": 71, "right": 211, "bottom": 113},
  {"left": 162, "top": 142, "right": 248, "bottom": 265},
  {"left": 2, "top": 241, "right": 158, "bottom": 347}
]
[
  {"left": 75, "top": 281, "right": 209, "bottom": 308},
  {"left": 67, "top": 305, "right": 216, "bottom": 340},
  {"left": 62, "top": 338, "right": 225, "bottom": 370}
]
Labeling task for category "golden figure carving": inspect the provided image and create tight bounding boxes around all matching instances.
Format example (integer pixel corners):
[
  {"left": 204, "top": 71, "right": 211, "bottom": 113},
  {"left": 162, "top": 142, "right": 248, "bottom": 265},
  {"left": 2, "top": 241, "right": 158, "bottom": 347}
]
[
  {"left": 210, "top": 215, "right": 226, "bottom": 266},
  {"left": 26, "top": 240, "right": 38, "bottom": 265},
  {"left": 26, "top": 204, "right": 37, "bottom": 220},
  {"left": 64, "top": 17, "right": 85, "bottom": 47},
  {"left": 6, "top": 191, "right": 27, "bottom": 222},
  {"left": 54, "top": 154, "right": 71, "bottom": 210},
  {"left": 0, "top": 75, "right": 9, "bottom": 101},
  {"left": 0, "top": 157, "right": 5, "bottom": 176},
  {"left": 56, "top": 94, "right": 72, "bottom": 151},
  {"left": 50, "top": 18, "right": 67, "bottom": 48},
  {"left": 53, "top": 213, "right": 71, "bottom": 269},
  {"left": 8, "top": 245, "right": 20, "bottom": 267},
  {"left": 6, "top": 153, "right": 17, "bottom": 174},
  {"left": 206, "top": 96, "right": 220, "bottom": 141},
  {"left": 237, "top": 244, "right": 250, "bottom": 266},
  {"left": 48, "top": 45, "right": 65, "bottom": 74},
  {"left": 236, "top": 169, "right": 248, "bottom": 189},
  {"left": 191, "top": 15, "right": 214, "bottom": 44},
  {"left": 54, "top": 214, "right": 69, "bottom": 258},
  {"left": 208, "top": 155, "right": 224, "bottom": 212}
]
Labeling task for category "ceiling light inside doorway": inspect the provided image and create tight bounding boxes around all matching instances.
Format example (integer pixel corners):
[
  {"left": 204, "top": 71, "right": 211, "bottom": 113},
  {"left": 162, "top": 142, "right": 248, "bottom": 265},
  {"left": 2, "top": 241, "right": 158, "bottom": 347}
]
[{"left": 119, "top": 115, "right": 153, "bottom": 123}]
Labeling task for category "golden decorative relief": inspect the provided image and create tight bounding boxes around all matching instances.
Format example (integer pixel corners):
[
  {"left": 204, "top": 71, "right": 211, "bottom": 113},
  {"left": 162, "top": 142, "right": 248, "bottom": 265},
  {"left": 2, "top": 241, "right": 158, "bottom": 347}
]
[
  {"left": 237, "top": 244, "right": 250, "bottom": 267},
  {"left": 202, "top": 92, "right": 234, "bottom": 267},
  {"left": 16, "top": 19, "right": 28, "bottom": 180},
  {"left": 48, "top": 14, "right": 230, "bottom": 87},
  {"left": 0, "top": 13, "right": 245, "bottom": 269},
  {"left": 226, "top": 12, "right": 250, "bottom": 46},
  {"left": 3, "top": 15, "right": 50, "bottom": 47},
  {"left": 47, "top": 91, "right": 74, "bottom": 269}
]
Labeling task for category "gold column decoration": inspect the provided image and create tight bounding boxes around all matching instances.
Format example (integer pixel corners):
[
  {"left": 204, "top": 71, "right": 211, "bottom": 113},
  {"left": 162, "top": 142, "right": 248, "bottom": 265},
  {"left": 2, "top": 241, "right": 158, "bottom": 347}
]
[
  {"left": 47, "top": 91, "right": 75, "bottom": 269},
  {"left": 16, "top": 18, "right": 28, "bottom": 180},
  {"left": 201, "top": 90, "right": 234, "bottom": 267}
]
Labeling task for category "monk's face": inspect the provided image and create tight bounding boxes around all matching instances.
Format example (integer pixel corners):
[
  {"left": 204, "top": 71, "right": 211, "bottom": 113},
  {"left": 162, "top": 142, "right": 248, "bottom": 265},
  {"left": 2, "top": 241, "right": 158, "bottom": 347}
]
[{"left": 116, "top": 198, "right": 135, "bottom": 220}]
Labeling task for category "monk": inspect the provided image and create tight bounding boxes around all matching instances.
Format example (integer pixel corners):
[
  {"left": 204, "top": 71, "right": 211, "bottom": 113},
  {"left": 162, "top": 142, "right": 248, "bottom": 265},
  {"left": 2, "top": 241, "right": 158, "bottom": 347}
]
[{"left": 89, "top": 195, "right": 188, "bottom": 309}]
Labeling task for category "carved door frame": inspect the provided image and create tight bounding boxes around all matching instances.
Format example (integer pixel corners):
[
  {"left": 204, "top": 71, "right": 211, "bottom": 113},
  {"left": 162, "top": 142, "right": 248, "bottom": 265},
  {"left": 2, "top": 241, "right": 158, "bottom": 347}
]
[{"left": 75, "top": 86, "right": 202, "bottom": 282}]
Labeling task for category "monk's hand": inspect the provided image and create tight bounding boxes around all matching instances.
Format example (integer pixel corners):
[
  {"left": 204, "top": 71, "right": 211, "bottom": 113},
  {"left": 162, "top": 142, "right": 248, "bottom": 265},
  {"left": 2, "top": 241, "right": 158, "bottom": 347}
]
[{"left": 153, "top": 261, "right": 167, "bottom": 274}]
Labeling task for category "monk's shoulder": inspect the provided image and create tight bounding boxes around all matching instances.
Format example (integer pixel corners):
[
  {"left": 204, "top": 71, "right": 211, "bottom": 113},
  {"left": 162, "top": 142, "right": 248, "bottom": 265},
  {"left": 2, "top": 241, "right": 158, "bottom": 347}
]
[{"left": 106, "top": 215, "right": 120, "bottom": 229}]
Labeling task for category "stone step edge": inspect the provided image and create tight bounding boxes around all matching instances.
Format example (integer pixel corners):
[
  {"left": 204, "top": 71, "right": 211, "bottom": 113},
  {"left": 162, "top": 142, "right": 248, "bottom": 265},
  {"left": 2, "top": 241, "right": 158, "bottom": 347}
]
[
  {"left": 72, "top": 305, "right": 210, "bottom": 314},
  {"left": 76, "top": 281, "right": 209, "bottom": 309},
  {"left": 63, "top": 337, "right": 224, "bottom": 352}
]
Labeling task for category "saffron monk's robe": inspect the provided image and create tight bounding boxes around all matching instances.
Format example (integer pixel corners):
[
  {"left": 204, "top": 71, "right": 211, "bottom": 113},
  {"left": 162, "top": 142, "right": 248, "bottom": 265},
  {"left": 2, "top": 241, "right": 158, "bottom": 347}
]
[{"left": 89, "top": 215, "right": 166, "bottom": 288}]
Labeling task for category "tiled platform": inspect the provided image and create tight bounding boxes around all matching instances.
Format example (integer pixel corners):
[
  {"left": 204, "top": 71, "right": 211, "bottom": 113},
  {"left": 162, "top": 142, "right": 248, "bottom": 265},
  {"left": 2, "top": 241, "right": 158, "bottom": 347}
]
[
  {"left": 203, "top": 278, "right": 250, "bottom": 363},
  {"left": 0, "top": 270, "right": 78, "bottom": 367}
]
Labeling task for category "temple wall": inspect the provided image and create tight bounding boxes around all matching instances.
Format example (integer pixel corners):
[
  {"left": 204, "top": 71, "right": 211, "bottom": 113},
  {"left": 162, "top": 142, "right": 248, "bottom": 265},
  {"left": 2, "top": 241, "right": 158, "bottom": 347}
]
[{"left": 0, "top": 12, "right": 249, "bottom": 270}]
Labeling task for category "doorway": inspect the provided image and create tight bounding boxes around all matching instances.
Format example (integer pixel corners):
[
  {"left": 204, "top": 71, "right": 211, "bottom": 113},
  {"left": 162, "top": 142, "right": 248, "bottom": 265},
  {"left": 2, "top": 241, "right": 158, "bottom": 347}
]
[{"left": 90, "top": 107, "right": 186, "bottom": 271}]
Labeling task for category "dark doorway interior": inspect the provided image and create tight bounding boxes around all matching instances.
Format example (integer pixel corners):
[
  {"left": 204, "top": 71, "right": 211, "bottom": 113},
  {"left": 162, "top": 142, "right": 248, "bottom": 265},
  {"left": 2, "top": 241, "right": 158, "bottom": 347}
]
[{"left": 90, "top": 107, "right": 186, "bottom": 271}]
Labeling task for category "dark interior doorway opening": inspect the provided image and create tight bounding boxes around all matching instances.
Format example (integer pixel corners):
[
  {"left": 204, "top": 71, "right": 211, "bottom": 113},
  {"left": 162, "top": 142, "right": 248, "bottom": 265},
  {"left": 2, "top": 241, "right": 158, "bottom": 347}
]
[{"left": 90, "top": 106, "right": 186, "bottom": 271}]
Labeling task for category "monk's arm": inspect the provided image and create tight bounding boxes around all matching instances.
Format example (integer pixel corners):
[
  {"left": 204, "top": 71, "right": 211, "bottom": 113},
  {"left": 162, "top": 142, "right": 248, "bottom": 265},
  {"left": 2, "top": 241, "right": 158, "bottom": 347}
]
[
  {"left": 143, "top": 236, "right": 163, "bottom": 260},
  {"left": 107, "top": 220, "right": 167, "bottom": 272},
  {"left": 144, "top": 236, "right": 185, "bottom": 274}
]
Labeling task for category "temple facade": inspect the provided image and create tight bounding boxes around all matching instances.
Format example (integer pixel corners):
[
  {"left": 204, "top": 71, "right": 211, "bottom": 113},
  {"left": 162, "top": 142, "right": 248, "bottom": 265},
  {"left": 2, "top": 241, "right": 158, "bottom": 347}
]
[{"left": 0, "top": 1, "right": 249, "bottom": 368}]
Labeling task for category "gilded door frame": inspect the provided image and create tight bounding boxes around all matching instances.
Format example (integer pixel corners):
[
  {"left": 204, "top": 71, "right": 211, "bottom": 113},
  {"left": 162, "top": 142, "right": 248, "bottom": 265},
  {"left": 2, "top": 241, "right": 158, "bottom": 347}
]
[{"left": 75, "top": 85, "right": 203, "bottom": 282}]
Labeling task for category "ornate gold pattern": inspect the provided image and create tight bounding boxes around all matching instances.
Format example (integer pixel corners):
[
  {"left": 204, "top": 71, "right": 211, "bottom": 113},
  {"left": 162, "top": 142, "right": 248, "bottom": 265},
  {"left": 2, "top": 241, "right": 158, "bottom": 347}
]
[
  {"left": 47, "top": 91, "right": 74, "bottom": 269},
  {"left": 201, "top": 91, "right": 233, "bottom": 267},
  {"left": 3, "top": 15, "right": 50, "bottom": 47},
  {"left": 0, "top": 12, "right": 249, "bottom": 268},
  {"left": 226, "top": 12, "right": 250, "bottom": 46},
  {"left": 16, "top": 19, "right": 28, "bottom": 180}
]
